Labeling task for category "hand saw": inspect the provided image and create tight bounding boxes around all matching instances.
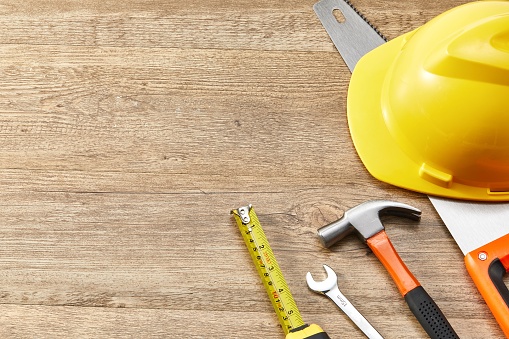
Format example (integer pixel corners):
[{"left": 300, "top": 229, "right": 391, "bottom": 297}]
[{"left": 313, "top": 0, "right": 509, "bottom": 336}]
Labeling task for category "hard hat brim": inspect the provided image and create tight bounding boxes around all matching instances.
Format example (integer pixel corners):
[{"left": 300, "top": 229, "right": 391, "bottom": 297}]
[{"left": 347, "top": 32, "right": 509, "bottom": 201}]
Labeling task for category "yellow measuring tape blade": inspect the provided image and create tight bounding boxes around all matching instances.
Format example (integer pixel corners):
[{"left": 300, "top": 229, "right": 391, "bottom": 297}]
[{"left": 232, "top": 205, "right": 305, "bottom": 334}]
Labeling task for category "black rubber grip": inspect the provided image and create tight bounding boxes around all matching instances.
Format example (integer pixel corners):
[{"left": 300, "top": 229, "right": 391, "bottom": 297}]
[{"left": 404, "top": 286, "right": 459, "bottom": 339}]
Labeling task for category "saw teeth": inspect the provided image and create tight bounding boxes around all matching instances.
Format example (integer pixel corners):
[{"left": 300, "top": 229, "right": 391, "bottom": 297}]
[{"left": 343, "top": 0, "right": 388, "bottom": 42}]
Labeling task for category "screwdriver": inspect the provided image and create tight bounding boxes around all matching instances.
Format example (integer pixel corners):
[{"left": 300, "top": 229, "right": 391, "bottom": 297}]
[{"left": 231, "top": 205, "right": 330, "bottom": 339}]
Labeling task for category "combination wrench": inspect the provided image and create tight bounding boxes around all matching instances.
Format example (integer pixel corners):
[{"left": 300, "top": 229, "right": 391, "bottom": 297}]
[{"left": 306, "top": 265, "right": 383, "bottom": 339}]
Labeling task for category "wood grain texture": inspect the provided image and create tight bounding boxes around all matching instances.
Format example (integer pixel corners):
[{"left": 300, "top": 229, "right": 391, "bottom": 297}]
[{"left": 0, "top": 0, "right": 505, "bottom": 338}]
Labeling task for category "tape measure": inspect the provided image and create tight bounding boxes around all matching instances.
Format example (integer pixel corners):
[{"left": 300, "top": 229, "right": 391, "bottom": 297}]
[{"left": 231, "top": 205, "right": 330, "bottom": 339}]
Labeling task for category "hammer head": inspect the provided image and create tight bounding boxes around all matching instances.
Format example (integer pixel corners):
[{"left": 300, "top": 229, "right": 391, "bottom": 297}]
[{"left": 317, "top": 200, "right": 421, "bottom": 248}]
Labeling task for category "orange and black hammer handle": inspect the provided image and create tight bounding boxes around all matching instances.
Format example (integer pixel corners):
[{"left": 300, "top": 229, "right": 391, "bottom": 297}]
[{"left": 367, "top": 230, "right": 459, "bottom": 339}]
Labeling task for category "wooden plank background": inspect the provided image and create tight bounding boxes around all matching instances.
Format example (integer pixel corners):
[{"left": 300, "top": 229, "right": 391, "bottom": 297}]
[{"left": 0, "top": 0, "right": 504, "bottom": 337}]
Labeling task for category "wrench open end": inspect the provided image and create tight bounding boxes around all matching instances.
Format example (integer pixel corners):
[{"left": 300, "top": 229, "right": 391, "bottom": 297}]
[
  {"left": 306, "top": 264, "right": 385, "bottom": 339},
  {"left": 306, "top": 264, "right": 337, "bottom": 293}
]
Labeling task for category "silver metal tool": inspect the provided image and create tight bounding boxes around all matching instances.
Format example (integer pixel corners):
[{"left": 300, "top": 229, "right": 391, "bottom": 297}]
[
  {"left": 429, "top": 198, "right": 509, "bottom": 256},
  {"left": 313, "top": 0, "right": 386, "bottom": 71},
  {"left": 317, "top": 200, "right": 421, "bottom": 248},
  {"left": 306, "top": 264, "right": 383, "bottom": 339}
]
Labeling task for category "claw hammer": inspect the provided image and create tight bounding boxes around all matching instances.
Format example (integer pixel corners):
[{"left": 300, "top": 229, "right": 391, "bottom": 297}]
[{"left": 317, "top": 200, "right": 458, "bottom": 339}]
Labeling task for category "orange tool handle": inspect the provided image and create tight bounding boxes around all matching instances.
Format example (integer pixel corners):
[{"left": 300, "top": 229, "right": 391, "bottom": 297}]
[
  {"left": 465, "top": 232, "right": 509, "bottom": 337},
  {"left": 366, "top": 230, "right": 420, "bottom": 296},
  {"left": 367, "top": 230, "right": 459, "bottom": 339}
]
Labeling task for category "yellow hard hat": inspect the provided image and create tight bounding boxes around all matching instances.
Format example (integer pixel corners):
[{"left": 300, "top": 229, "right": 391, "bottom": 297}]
[{"left": 348, "top": 1, "right": 509, "bottom": 201}]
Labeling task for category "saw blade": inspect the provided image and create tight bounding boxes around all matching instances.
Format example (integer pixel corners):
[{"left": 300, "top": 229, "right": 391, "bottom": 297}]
[{"left": 313, "top": 0, "right": 386, "bottom": 72}]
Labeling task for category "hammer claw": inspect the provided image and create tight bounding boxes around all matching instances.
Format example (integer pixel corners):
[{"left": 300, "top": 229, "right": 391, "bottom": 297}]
[{"left": 318, "top": 200, "right": 422, "bottom": 247}]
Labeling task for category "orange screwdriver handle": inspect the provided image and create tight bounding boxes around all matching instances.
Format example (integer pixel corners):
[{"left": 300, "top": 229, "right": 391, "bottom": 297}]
[
  {"left": 465, "top": 232, "right": 509, "bottom": 337},
  {"left": 366, "top": 230, "right": 420, "bottom": 296}
]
